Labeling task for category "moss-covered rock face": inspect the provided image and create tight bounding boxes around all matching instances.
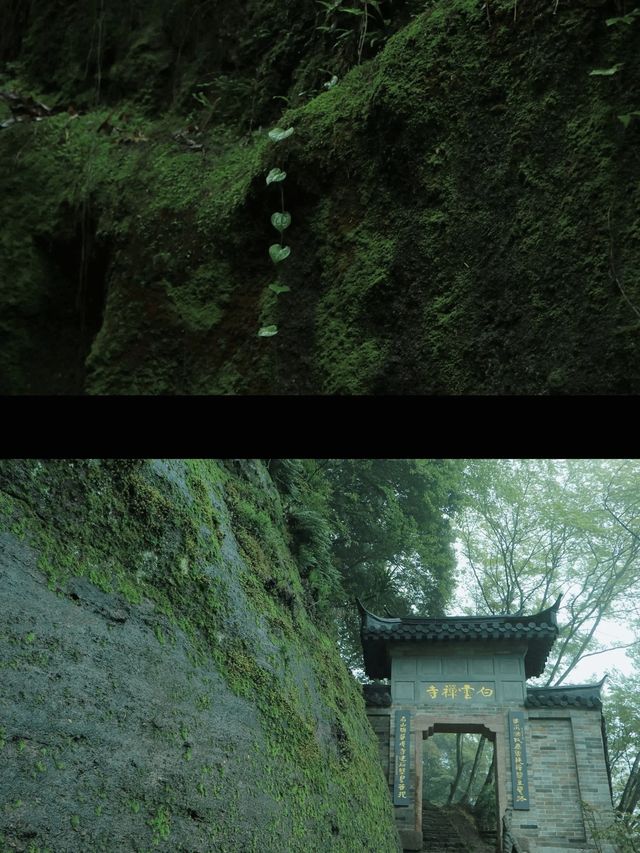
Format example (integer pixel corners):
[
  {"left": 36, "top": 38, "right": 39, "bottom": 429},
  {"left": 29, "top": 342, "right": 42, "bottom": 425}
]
[
  {"left": 0, "top": 460, "right": 400, "bottom": 852},
  {"left": 1, "top": 0, "right": 639, "bottom": 393}
]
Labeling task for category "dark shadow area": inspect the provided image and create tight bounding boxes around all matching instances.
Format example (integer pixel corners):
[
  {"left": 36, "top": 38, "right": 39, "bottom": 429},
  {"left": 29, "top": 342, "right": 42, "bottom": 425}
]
[{"left": 16, "top": 216, "right": 111, "bottom": 395}]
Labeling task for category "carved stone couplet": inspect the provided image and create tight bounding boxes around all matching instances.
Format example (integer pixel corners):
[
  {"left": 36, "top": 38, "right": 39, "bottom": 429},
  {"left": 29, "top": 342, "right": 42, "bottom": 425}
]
[
  {"left": 508, "top": 711, "right": 530, "bottom": 810},
  {"left": 394, "top": 710, "right": 411, "bottom": 806}
]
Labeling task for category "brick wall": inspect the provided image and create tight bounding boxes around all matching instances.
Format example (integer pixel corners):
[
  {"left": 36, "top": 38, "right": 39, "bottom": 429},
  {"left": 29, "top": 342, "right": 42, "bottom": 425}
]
[
  {"left": 366, "top": 704, "right": 615, "bottom": 852},
  {"left": 510, "top": 709, "right": 615, "bottom": 853},
  {"left": 366, "top": 709, "right": 391, "bottom": 780}
]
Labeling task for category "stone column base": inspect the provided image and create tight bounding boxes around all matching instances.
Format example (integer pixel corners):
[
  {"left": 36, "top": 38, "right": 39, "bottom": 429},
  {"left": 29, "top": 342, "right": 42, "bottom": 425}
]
[{"left": 399, "top": 829, "right": 422, "bottom": 851}]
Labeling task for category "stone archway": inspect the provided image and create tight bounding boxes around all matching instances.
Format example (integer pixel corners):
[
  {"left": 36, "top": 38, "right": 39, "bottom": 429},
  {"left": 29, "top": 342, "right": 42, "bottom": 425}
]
[{"left": 413, "top": 714, "right": 507, "bottom": 851}]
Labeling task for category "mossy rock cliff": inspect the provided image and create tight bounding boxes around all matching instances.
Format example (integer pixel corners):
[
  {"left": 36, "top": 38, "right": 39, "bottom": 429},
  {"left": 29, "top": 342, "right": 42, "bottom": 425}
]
[
  {"left": 0, "top": 459, "right": 400, "bottom": 852},
  {"left": 1, "top": 0, "right": 639, "bottom": 393}
]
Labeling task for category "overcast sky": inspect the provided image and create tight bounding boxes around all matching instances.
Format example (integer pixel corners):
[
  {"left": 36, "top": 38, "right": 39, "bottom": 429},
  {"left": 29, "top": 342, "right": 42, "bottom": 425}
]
[
  {"left": 451, "top": 549, "right": 638, "bottom": 686},
  {"left": 569, "top": 617, "right": 636, "bottom": 683}
]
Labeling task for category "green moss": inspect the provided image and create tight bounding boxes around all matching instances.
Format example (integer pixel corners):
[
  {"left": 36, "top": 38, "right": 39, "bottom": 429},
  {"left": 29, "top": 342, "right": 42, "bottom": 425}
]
[
  {"left": 271, "top": 0, "right": 640, "bottom": 393},
  {"left": 312, "top": 217, "right": 395, "bottom": 392},
  {"left": 0, "top": 459, "right": 398, "bottom": 850},
  {"left": 0, "top": 105, "right": 270, "bottom": 393},
  {"left": 3, "top": 0, "right": 640, "bottom": 393},
  {"left": 0, "top": 460, "right": 229, "bottom": 650},
  {"left": 148, "top": 805, "right": 171, "bottom": 843},
  {"left": 203, "top": 467, "right": 398, "bottom": 851}
]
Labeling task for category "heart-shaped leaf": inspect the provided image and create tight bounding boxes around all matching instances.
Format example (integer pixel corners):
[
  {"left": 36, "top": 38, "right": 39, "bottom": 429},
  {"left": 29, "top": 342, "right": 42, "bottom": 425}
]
[
  {"left": 266, "top": 168, "right": 287, "bottom": 185},
  {"left": 618, "top": 112, "right": 640, "bottom": 128},
  {"left": 268, "top": 127, "right": 295, "bottom": 142},
  {"left": 258, "top": 325, "right": 278, "bottom": 337},
  {"left": 271, "top": 212, "right": 292, "bottom": 232},
  {"left": 269, "top": 283, "right": 290, "bottom": 295},
  {"left": 269, "top": 244, "right": 291, "bottom": 264}
]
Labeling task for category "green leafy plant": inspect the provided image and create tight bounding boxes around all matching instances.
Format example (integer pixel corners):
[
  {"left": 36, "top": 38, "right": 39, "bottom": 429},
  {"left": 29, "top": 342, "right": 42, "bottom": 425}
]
[
  {"left": 268, "top": 127, "right": 295, "bottom": 142},
  {"left": 258, "top": 325, "right": 279, "bottom": 337},
  {"left": 192, "top": 91, "right": 211, "bottom": 109},
  {"left": 266, "top": 168, "right": 287, "bottom": 184},
  {"left": 587, "top": 8, "right": 640, "bottom": 318},
  {"left": 606, "top": 8, "right": 640, "bottom": 26},
  {"left": 589, "top": 64, "right": 624, "bottom": 76},
  {"left": 259, "top": 126, "right": 295, "bottom": 339},
  {"left": 271, "top": 212, "right": 292, "bottom": 232},
  {"left": 316, "top": 0, "right": 391, "bottom": 64},
  {"left": 619, "top": 111, "right": 640, "bottom": 127},
  {"left": 269, "top": 244, "right": 291, "bottom": 263},
  {"left": 582, "top": 801, "right": 640, "bottom": 853}
]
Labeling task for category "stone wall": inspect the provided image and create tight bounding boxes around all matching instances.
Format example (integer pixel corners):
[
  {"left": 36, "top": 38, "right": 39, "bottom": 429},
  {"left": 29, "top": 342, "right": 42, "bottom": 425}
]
[
  {"left": 366, "top": 709, "right": 391, "bottom": 782},
  {"left": 0, "top": 460, "right": 401, "bottom": 852},
  {"left": 365, "top": 693, "right": 615, "bottom": 852}
]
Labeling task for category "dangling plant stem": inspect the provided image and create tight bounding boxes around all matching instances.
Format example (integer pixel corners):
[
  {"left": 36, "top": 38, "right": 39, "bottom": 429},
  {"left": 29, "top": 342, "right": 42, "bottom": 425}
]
[
  {"left": 608, "top": 206, "right": 640, "bottom": 322},
  {"left": 259, "top": 127, "right": 295, "bottom": 338}
]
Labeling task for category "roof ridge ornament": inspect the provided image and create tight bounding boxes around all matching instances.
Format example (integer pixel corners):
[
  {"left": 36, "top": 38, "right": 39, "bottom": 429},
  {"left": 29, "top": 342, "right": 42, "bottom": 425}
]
[{"left": 528, "top": 674, "right": 607, "bottom": 693}]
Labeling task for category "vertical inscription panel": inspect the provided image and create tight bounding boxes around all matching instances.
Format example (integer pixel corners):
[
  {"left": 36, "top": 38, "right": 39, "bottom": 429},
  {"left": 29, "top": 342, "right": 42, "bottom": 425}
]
[
  {"left": 393, "top": 711, "right": 411, "bottom": 806},
  {"left": 509, "top": 711, "right": 530, "bottom": 809}
]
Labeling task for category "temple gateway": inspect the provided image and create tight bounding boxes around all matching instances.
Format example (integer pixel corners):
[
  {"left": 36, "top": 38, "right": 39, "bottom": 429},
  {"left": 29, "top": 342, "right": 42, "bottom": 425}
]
[{"left": 359, "top": 599, "right": 615, "bottom": 853}]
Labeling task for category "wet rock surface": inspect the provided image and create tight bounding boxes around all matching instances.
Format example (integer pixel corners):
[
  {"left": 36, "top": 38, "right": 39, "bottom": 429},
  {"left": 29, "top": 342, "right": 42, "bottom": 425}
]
[
  {"left": 0, "top": 460, "right": 400, "bottom": 852},
  {"left": 0, "top": 533, "right": 263, "bottom": 852}
]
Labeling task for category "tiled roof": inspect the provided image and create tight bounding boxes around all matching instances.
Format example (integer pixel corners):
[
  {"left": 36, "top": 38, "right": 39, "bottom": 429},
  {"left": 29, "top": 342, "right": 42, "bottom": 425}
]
[
  {"left": 525, "top": 680, "right": 606, "bottom": 709},
  {"left": 357, "top": 597, "right": 560, "bottom": 680}
]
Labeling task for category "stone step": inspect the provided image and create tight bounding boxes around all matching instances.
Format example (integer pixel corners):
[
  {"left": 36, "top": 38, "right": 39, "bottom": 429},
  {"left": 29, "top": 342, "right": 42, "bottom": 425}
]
[
  {"left": 421, "top": 804, "right": 496, "bottom": 853},
  {"left": 421, "top": 846, "right": 469, "bottom": 852}
]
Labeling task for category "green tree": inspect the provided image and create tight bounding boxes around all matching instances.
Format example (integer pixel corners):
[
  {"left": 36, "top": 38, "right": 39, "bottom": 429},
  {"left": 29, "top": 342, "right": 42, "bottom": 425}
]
[
  {"left": 423, "top": 731, "right": 495, "bottom": 812},
  {"left": 605, "top": 661, "right": 640, "bottom": 818},
  {"left": 270, "top": 458, "right": 463, "bottom": 671},
  {"left": 325, "top": 459, "right": 462, "bottom": 670},
  {"left": 456, "top": 459, "right": 640, "bottom": 686}
]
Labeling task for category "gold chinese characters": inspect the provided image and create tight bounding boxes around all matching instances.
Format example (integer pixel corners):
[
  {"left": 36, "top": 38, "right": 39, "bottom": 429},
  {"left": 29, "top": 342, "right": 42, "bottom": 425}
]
[
  {"left": 512, "top": 714, "right": 527, "bottom": 803},
  {"left": 424, "top": 683, "right": 494, "bottom": 700},
  {"left": 397, "top": 714, "right": 409, "bottom": 800}
]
